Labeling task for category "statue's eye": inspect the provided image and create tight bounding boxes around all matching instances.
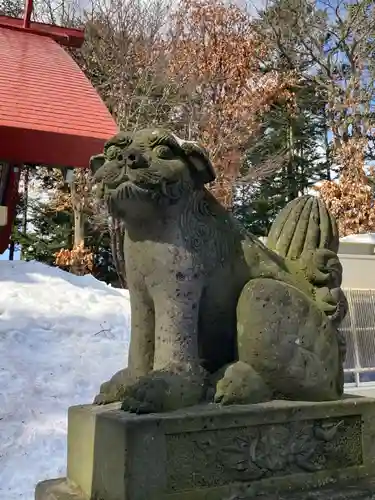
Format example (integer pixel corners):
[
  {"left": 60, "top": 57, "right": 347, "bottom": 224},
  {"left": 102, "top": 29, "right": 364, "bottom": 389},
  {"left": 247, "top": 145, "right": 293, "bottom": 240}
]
[
  {"left": 106, "top": 145, "right": 123, "bottom": 161},
  {"left": 154, "top": 145, "right": 173, "bottom": 159}
]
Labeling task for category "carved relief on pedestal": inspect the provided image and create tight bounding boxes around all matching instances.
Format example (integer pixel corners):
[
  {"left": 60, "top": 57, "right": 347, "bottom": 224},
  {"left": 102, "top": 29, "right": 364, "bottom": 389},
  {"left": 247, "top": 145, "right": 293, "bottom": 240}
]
[{"left": 166, "top": 417, "right": 362, "bottom": 491}]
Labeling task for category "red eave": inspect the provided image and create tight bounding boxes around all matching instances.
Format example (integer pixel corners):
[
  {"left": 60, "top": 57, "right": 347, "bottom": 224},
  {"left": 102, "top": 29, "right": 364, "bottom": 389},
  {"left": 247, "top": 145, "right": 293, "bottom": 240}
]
[
  {"left": 0, "top": 14, "right": 85, "bottom": 48},
  {"left": 0, "top": 27, "right": 118, "bottom": 168}
]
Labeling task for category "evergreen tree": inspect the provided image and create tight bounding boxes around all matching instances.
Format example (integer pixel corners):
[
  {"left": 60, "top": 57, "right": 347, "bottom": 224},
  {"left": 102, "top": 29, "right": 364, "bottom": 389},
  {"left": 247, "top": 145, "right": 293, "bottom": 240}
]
[
  {"left": 14, "top": 199, "right": 73, "bottom": 265},
  {"left": 233, "top": 83, "right": 330, "bottom": 235},
  {"left": 14, "top": 196, "right": 122, "bottom": 286},
  {"left": 11, "top": 166, "right": 122, "bottom": 286},
  {"left": 257, "top": 0, "right": 375, "bottom": 237}
]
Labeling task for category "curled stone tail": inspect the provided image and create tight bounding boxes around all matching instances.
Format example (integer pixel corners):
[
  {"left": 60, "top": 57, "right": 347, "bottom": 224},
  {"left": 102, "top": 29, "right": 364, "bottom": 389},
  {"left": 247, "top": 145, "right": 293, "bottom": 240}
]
[{"left": 267, "top": 195, "right": 347, "bottom": 326}]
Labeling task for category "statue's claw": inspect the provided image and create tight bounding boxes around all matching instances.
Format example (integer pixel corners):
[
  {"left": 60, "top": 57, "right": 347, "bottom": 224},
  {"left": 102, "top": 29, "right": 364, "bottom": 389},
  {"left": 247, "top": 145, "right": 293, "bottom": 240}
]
[
  {"left": 93, "top": 368, "right": 135, "bottom": 406},
  {"left": 120, "top": 366, "right": 207, "bottom": 414},
  {"left": 93, "top": 392, "right": 118, "bottom": 405}
]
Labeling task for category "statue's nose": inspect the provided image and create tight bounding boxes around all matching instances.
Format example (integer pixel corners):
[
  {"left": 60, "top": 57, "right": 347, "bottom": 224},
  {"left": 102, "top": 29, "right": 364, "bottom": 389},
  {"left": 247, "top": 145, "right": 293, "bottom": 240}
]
[{"left": 125, "top": 149, "right": 148, "bottom": 169}]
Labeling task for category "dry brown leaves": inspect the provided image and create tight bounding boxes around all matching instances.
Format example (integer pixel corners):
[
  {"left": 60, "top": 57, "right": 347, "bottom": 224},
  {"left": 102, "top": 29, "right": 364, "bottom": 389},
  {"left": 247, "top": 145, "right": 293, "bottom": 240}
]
[
  {"left": 50, "top": 169, "right": 93, "bottom": 214},
  {"left": 165, "top": 0, "right": 296, "bottom": 206},
  {"left": 316, "top": 138, "right": 375, "bottom": 237},
  {"left": 54, "top": 243, "right": 94, "bottom": 276}
]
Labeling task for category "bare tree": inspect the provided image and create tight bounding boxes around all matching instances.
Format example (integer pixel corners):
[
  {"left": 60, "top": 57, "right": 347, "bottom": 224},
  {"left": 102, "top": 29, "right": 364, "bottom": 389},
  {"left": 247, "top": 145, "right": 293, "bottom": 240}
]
[
  {"left": 0, "top": 0, "right": 23, "bottom": 16},
  {"left": 164, "top": 0, "right": 295, "bottom": 206},
  {"left": 260, "top": 0, "right": 375, "bottom": 235},
  {"left": 74, "top": 0, "right": 178, "bottom": 131}
]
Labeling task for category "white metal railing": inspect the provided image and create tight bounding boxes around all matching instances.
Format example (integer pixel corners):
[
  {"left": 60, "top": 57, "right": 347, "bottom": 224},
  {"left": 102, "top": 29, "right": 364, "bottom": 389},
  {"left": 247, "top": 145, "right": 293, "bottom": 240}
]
[{"left": 340, "top": 289, "right": 375, "bottom": 388}]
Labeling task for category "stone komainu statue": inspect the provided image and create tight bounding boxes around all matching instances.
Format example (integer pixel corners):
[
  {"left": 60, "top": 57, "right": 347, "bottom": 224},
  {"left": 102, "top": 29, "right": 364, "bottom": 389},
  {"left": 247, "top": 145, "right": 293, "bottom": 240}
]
[{"left": 90, "top": 128, "right": 347, "bottom": 414}]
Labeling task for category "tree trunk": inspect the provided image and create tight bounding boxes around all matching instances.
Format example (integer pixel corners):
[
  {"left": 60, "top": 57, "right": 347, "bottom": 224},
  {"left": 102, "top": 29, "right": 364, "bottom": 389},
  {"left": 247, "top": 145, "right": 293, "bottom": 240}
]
[
  {"left": 9, "top": 240, "right": 15, "bottom": 261},
  {"left": 323, "top": 107, "right": 331, "bottom": 181},
  {"left": 20, "top": 166, "right": 29, "bottom": 260},
  {"left": 70, "top": 172, "right": 85, "bottom": 247},
  {"left": 286, "top": 122, "right": 298, "bottom": 201},
  {"left": 68, "top": 170, "right": 87, "bottom": 275},
  {"left": 73, "top": 207, "right": 85, "bottom": 247}
]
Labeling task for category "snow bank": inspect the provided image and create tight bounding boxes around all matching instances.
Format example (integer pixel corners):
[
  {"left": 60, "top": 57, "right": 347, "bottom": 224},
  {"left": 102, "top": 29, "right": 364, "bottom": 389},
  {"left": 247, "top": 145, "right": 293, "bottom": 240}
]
[{"left": 0, "top": 261, "right": 131, "bottom": 500}]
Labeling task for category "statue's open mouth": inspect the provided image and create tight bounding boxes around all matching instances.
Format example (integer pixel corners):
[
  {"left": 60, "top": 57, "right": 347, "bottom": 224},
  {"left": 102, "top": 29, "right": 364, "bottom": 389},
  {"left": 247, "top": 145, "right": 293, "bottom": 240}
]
[
  {"left": 93, "top": 171, "right": 182, "bottom": 202},
  {"left": 92, "top": 166, "right": 128, "bottom": 197},
  {"left": 130, "top": 178, "right": 182, "bottom": 200}
]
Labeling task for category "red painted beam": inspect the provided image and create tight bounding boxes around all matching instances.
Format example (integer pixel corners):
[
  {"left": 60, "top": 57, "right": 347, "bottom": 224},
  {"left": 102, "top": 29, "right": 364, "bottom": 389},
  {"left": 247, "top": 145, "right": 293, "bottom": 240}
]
[
  {"left": 0, "top": 15, "right": 84, "bottom": 48},
  {"left": 23, "top": 0, "right": 33, "bottom": 28},
  {"left": 0, "top": 125, "right": 111, "bottom": 169}
]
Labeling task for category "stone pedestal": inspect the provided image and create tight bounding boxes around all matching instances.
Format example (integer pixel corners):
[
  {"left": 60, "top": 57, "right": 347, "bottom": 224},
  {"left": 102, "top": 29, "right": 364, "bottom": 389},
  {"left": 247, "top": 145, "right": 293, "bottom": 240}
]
[{"left": 35, "top": 396, "right": 375, "bottom": 500}]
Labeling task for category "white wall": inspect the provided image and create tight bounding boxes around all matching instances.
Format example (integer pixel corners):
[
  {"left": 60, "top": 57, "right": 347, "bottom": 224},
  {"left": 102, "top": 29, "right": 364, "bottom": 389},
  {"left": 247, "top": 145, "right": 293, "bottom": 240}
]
[
  {"left": 338, "top": 242, "right": 375, "bottom": 289},
  {"left": 339, "top": 254, "right": 375, "bottom": 289}
]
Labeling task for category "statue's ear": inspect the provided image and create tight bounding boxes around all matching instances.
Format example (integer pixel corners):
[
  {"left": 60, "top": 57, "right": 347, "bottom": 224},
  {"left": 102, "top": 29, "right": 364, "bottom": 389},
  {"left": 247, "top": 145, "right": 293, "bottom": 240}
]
[
  {"left": 181, "top": 143, "right": 216, "bottom": 185},
  {"left": 89, "top": 154, "right": 106, "bottom": 174}
]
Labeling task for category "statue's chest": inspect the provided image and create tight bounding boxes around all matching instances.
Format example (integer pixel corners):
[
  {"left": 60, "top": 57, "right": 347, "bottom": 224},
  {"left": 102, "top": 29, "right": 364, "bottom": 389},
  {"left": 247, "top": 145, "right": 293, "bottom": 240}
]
[{"left": 125, "top": 231, "right": 201, "bottom": 284}]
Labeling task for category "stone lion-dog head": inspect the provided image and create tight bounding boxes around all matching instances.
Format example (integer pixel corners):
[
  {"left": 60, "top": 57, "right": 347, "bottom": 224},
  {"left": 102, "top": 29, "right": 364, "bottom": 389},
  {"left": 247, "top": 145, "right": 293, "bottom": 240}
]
[{"left": 90, "top": 128, "right": 216, "bottom": 221}]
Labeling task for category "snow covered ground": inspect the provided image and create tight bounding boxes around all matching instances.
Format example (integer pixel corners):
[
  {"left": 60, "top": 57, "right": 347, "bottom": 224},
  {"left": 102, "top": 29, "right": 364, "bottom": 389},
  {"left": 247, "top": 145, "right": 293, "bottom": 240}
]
[{"left": 0, "top": 260, "right": 131, "bottom": 500}]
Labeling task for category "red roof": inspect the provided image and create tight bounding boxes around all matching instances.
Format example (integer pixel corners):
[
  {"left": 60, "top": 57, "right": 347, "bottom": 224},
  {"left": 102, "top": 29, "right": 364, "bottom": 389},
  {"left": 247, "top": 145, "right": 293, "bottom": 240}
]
[{"left": 0, "top": 27, "right": 118, "bottom": 168}]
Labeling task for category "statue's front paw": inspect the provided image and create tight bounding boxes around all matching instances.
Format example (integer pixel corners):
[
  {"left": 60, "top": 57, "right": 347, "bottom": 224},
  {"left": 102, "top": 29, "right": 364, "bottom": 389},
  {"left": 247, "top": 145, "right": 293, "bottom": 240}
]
[
  {"left": 93, "top": 368, "right": 134, "bottom": 405},
  {"left": 121, "top": 365, "right": 207, "bottom": 413},
  {"left": 93, "top": 392, "right": 117, "bottom": 405},
  {"left": 214, "top": 361, "right": 272, "bottom": 405}
]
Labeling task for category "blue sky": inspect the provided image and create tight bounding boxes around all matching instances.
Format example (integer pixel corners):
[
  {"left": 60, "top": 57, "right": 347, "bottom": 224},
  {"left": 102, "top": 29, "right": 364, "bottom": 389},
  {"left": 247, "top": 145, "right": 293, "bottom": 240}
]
[{"left": 0, "top": 248, "right": 20, "bottom": 261}]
